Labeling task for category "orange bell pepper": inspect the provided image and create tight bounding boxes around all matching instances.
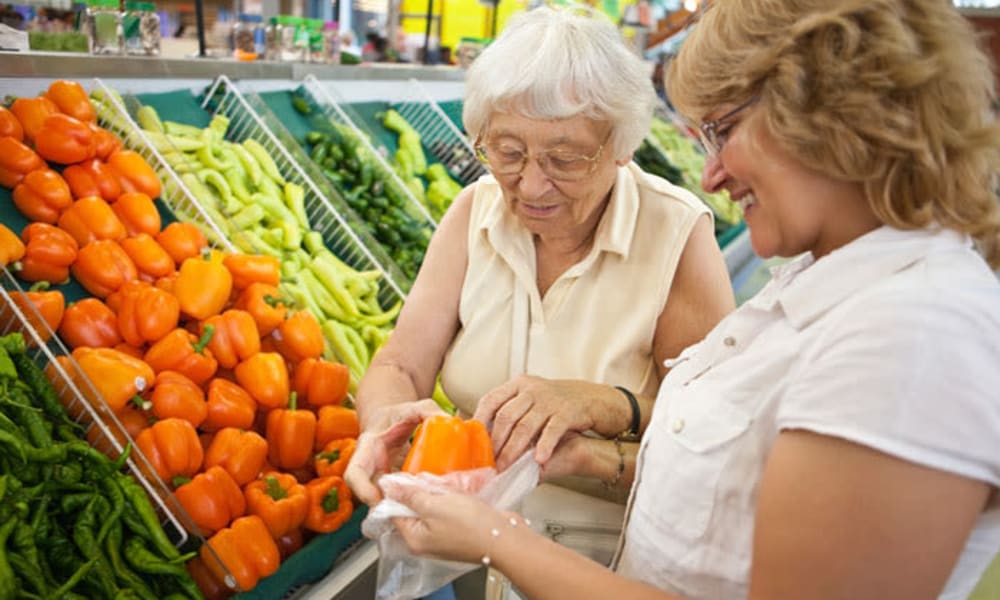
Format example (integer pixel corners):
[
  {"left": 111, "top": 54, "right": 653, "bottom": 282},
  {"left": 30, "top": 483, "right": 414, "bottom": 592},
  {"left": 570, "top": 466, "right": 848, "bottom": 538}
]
[
  {"left": 233, "top": 283, "right": 287, "bottom": 336},
  {"left": 275, "top": 527, "right": 304, "bottom": 561},
  {"left": 71, "top": 239, "right": 137, "bottom": 298},
  {"left": 204, "top": 427, "right": 268, "bottom": 486},
  {"left": 120, "top": 233, "right": 176, "bottom": 282},
  {"left": 0, "top": 136, "right": 45, "bottom": 189},
  {"left": 58, "top": 297, "right": 121, "bottom": 349},
  {"left": 112, "top": 192, "right": 161, "bottom": 237},
  {"left": 201, "top": 309, "right": 261, "bottom": 370},
  {"left": 174, "top": 255, "right": 233, "bottom": 321},
  {"left": 44, "top": 80, "right": 96, "bottom": 123},
  {"left": 294, "top": 357, "right": 350, "bottom": 408},
  {"left": 90, "top": 124, "right": 122, "bottom": 161},
  {"left": 402, "top": 415, "right": 496, "bottom": 475},
  {"left": 314, "top": 438, "right": 356, "bottom": 479},
  {"left": 149, "top": 370, "right": 207, "bottom": 428},
  {"left": 135, "top": 417, "right": 204, "bottom": 484},
  {"left": 0, "top": 106, "right": 24, "bottom": 141},
  {"left": 62, "top": 158, "right": 123, "bottom": 202},
  {"left": 57, "top": 195, "right": 127, "bottom": 247},
  {"left": 303, "top": 475, "right": 353, "bottom": 534},
  {"left": 314, "top": 404, "right": 360, "bottom": 451},
  {"left": 0, "top": 281, "right": 65, "bottom": 344},
  {"left": 12, "top": 168, "right": 73, "bottom": 224},
  {"left": 116, "top": 280, "right": 179, "bottom": 346},
  {"left": 202, "top": 378, "right": 257, "bottom": 432},
  {"left": 35, "top": 113, "right": 97, "bottom": 165},
  {"left": 272, "top": 310, "right": 325, "bottom": 365},
  {"left": 18, "top": 222, "right": 78, "bottom": 284},
  {"left": 9, "top": 96, "right": 58, "bottom": 141},
  {"left": 107, "top": 149, "right": 161, "bottom": 199},
  {"left": 71, "top": 346, "right": 155, "bottom": 413},
  {"left": 0, "top": 222, "right": 25, "bottom": 268},
  {"left": 174, "top": 465, "right": 246, "bottom": 536},
  {"left": 223, "top": 253, "right": 281, "bottom": 290},
  {"left": 156, "top": 221, "right": 207, "bottom": 266},
  {"left": 201, "top": 515, "right": 281, "bottom": 593},
  {"left": 266, "top": 393, "right": 317, "bottom": 470},
  {"left": 244, "top": 472, "right": 310, "bottom": 538},
  {"left": 234, "top": 352, "right": 289, "bottom": 410},
  {"left": 144, "top": 327, "right": 218, "bottom": 386}
]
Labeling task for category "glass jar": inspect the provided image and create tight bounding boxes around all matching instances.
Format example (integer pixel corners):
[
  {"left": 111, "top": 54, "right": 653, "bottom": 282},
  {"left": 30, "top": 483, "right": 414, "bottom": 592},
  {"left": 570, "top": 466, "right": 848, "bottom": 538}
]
[
  {"left": 233, "top": 13, "right": 262, "bottom": 61},
  {"left": 292, "top": 17, "right": 311, "bottom": 62},
  {"left": 139, "top": 2, "right": 160, "bottom": 56},
  {"left": 278, "top": 16, "right": 302, "bottom": 62},
  {"left": 88, "top": 0, "right": 122, "bottom": 55},
  {"left": 122, "top": 1, "right": 142, "bottom": 54},
  {"left": 322, "top": 21, "right": 340, "bottom": 65},
  {"left": 306, "top": 18, "right": 324, "bottom": 63},
  {"left": 264, "top": 16, "right": 281, "bottom": 61}
]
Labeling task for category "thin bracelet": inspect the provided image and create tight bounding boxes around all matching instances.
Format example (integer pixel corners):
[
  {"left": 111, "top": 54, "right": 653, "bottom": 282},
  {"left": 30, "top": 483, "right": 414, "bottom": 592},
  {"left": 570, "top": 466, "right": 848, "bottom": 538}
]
[
  {"left": 602, "top": 438, "right": 626, "bottom": 492},
  {"left": 614, "top": 386, "right": 640, "bottom": 441}
]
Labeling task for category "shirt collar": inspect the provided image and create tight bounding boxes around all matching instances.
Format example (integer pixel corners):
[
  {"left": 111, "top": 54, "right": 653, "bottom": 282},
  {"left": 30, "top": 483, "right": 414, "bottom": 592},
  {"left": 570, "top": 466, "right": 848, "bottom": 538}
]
[
  {"left": 478, "top": 163, "right": 642, "bottom": 261},
  {"left": 778, "top": 225, "right": 973, "bottom": 329}
]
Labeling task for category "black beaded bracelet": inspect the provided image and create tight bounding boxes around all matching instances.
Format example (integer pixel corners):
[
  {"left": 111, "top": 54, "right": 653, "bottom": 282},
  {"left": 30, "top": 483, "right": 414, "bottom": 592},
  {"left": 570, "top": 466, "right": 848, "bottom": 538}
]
[{"left": 614, "top": 385, "right": 640, "bottom": 441}]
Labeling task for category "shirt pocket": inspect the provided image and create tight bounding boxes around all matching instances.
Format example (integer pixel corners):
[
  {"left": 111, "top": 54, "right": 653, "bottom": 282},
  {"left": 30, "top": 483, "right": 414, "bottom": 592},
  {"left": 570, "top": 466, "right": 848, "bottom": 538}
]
[{"left": 644, "top": 395, "right": 752, "bottom": 542}]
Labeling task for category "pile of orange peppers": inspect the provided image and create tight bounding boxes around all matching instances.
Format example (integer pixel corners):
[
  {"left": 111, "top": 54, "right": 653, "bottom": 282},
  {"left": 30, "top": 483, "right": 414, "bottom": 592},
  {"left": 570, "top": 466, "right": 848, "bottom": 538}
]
[{"left": 1, "top": 81, "right": 361, "bottom": 598}]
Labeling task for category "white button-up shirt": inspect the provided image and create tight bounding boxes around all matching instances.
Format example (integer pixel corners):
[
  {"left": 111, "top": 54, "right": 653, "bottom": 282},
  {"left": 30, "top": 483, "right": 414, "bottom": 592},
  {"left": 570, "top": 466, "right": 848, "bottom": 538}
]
[{"left": 615, "top": 226, "right": 1000, "bottom": 599}]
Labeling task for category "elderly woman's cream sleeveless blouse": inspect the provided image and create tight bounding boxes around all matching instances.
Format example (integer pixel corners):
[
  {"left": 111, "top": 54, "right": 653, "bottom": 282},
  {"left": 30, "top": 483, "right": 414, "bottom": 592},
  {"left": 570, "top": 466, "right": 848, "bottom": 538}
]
[{"left": 440, "top": 162, "right": 709, "bottom": 415}]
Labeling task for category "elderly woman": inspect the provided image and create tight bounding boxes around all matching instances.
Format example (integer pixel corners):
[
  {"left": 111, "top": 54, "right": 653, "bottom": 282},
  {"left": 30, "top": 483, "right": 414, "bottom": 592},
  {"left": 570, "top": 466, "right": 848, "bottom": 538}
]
[
  {"left": 344, "top": 3, "right": 735, "bottom": 572},
  {"left": 385, "top": 1, "right": 1000, "bottom": 599}
]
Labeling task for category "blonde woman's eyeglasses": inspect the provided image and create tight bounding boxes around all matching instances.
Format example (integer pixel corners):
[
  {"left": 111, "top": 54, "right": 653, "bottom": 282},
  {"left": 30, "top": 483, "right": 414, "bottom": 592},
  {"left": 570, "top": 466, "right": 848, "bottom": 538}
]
[
  {"left": 697, "top": 96, "right": 757, "bottom": 157},
  {"left": 474, "top": 131, "right": 612, "bottom": 182}
]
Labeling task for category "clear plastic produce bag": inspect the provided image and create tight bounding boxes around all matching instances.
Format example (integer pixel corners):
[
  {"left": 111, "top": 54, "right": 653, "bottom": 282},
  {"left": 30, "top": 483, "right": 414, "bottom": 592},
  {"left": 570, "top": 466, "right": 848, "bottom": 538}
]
[{"left": 362, "top": 452, "right": 540, "bottom": 600}]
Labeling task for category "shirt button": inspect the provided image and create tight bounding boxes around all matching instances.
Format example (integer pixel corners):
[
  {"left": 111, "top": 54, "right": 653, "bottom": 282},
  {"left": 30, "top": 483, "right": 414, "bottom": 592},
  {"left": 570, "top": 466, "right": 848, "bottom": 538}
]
[
  {"left": 671, "top": 418, "right": 685, "bottom": 433},
  {"left": 723, "top": 336, "right": 737, "bottom": 347}
]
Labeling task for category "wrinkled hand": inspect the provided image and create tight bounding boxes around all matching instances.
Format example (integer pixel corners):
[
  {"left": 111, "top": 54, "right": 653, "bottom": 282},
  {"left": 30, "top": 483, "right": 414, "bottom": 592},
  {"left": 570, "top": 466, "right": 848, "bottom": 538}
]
[
  {"left": 537, "top": 432, "right": 591, "bottom": 482},
  {"left": 343, "top": 399, "right": 446, "bottom": 506},
  {"left": 389, "top": 485, "right": 508, "bottom": 564},
  {"left": 474, "top": 376, "right": 600, "bottom": 471}
]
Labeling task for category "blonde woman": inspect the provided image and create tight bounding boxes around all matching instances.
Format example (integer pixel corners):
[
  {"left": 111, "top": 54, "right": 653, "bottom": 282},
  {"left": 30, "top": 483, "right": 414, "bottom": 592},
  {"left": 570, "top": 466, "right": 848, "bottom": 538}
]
[{"left": 386, "top": 1, "right": 1000, "bottom": 599}]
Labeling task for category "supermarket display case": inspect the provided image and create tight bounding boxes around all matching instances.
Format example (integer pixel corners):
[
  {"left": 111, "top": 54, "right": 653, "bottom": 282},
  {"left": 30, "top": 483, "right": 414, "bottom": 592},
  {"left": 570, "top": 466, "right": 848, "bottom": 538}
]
[{"left": 0, "top": 58, "right": 759, "bottom": 600}]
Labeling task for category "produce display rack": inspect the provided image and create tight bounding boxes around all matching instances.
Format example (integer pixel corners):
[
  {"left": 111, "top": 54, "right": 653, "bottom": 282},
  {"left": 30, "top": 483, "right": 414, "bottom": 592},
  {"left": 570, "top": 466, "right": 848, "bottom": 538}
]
[
  {"left": 201, "top": 75, "right": 411, "bottom": 307},
  {"left": 389, "top": 78, "right": 488, "bottom": 187},
  {"left": 0, "top": 269, "right": 199, "bottom": 554},
  {"left": 299, "top": 74, "right": 438, "bottom": 229}
]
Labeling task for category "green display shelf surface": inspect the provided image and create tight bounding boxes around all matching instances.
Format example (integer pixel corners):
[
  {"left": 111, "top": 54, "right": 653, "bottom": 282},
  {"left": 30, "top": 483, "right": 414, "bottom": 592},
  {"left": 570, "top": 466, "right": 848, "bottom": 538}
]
[
  {"left": 436, "top": 99, "right": 465, "bottom": 132},
  {"left": 137, "top": 89, "right": 214, "bottom": 129},
  {"left": 237, "top": 505, "right": 369, "bottom": 599}
]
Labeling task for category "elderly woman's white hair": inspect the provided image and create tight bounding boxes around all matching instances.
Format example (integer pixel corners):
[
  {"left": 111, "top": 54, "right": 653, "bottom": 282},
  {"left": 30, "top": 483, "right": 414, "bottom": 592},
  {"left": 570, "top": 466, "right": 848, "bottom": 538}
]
[{"left": 462, "top": 4, "right": 656, "bottom": 160}]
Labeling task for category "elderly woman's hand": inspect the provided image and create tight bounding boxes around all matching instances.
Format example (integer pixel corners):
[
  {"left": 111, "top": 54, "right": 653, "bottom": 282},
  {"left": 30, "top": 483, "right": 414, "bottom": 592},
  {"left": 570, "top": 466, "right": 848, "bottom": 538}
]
[
  {"left": 474, "top": 376, "right": 614, "bottom": 471},
  {"left": 343, "top": 399, "right": 446, "bottom": 506}
]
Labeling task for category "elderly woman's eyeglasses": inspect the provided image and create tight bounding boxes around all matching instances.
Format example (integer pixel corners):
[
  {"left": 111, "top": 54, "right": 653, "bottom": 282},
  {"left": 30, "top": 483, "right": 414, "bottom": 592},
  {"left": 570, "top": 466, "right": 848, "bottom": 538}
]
[
  {"left": 474, "top": 132, "right": 611, "bottom": 182},
  {"left": 697, "top": 97, "right": 757, "bottom": 157}
]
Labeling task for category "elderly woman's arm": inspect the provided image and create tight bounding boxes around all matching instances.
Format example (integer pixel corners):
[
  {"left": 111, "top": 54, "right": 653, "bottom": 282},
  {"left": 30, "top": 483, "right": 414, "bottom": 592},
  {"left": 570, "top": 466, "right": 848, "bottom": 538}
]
[
  {"left": 344, "top": 186, "right": 474, "bottom": 504},
  {"left": 477, "top": 213, "right": 734, "bottom": 473}
]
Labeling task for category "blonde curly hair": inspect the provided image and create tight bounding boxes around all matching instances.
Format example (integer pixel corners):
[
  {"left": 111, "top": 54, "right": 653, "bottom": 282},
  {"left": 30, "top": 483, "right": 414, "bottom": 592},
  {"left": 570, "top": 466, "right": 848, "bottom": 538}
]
[{"left": 667, "top": 0, "right": 1000, "bottom": 267}]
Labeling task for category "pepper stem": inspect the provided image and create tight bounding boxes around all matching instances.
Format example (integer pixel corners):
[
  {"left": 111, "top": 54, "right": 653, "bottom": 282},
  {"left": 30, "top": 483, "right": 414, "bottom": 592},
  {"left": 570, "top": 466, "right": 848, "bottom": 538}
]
[{"left": 194, "top": 325, "right": 215, "bottom": 354}]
